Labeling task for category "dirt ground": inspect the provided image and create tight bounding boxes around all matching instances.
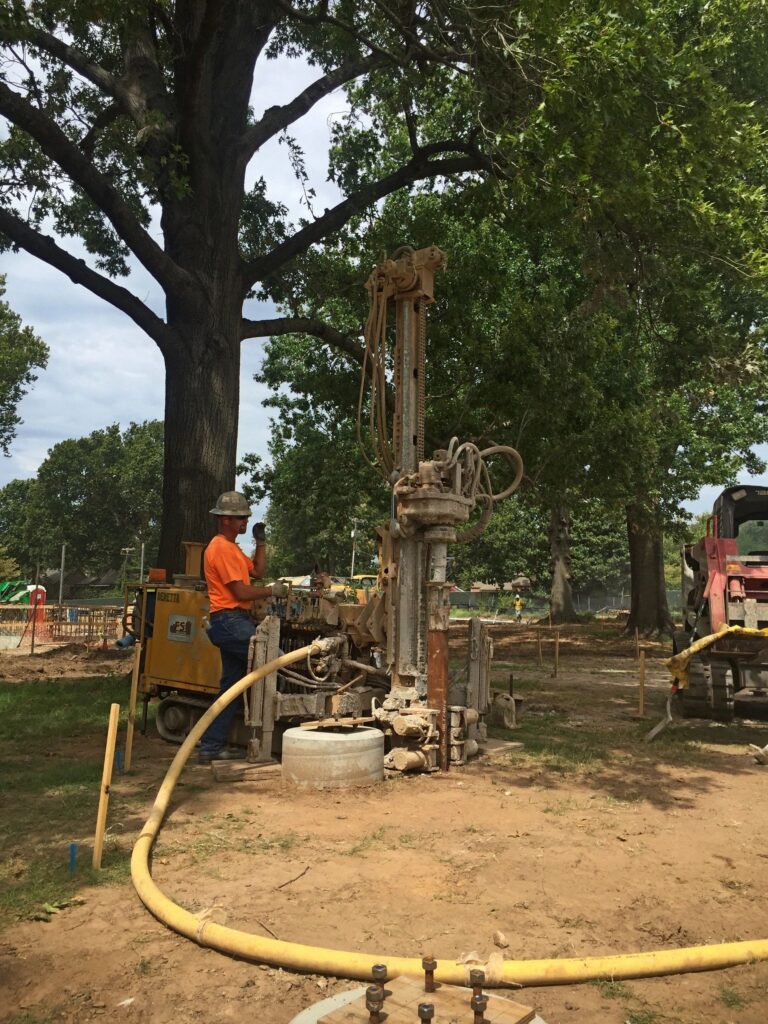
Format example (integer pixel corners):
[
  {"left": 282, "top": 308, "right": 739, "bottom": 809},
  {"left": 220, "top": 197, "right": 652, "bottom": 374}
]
[
  {"left": 3, "top": 624, "right": 768, "bottom": 1024},
  {"left": 0, "top": 642, "right": 132, "bottom": 683}
]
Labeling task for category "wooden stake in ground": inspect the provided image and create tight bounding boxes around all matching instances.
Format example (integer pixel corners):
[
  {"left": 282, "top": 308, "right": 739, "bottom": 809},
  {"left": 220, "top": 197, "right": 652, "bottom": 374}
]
[
  {"left": 537, "top": 630, "right": 543, "bottom": 668},
  {"left": 124, "top": 643, "right": 142, "bottom": 771},
  {"left": 635, "top": 626, "right": 640, "bottom": 660},
  {"left": 93, "top": 702, "right": 120, "bottom": 869},
  {"left": 30, "top": 560, "right": 40, "bottom": 655},
  {"left": 552, "top": 630, "right": 560, "bottom": 678},
  {"left": 637, "top": 649, "right": 646, "bottom": 718}
]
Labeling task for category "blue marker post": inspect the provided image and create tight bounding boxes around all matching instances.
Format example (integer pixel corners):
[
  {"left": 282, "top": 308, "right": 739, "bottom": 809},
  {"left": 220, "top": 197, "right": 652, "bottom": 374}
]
[
  {"left": 115, "top": 750, "right": 123, "bottom": 774},
  {"left": 69, "top": 842, "right": 78, "bottom": 873}
]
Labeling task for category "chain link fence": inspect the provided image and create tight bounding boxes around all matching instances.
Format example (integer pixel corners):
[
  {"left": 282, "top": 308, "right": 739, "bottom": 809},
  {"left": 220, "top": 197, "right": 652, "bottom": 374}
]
[{"left": 450, "top": 589, "right": 682, "bottom": 618}]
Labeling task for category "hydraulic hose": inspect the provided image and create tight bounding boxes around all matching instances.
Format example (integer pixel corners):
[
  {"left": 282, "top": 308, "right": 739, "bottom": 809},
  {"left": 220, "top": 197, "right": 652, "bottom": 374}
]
[{"left": 131, "top": 643, "right": 768, "bottom": 988}]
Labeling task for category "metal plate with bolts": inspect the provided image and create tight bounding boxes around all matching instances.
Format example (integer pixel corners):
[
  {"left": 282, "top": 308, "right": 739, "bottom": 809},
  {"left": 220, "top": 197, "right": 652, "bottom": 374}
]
[{"left": 288, "top": 976, "right": 548, "bottom": 1024}]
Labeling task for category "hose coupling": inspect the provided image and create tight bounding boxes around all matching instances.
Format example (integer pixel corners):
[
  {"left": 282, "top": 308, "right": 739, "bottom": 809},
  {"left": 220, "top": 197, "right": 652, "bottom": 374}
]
[{"left": 311, "top": 636, "right": 342, "bottom": 657}]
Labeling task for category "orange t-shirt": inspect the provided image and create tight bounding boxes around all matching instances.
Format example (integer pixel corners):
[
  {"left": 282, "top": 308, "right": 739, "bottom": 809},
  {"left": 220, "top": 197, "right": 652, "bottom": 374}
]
[{"left": 204, "top": 534, "right": 255, "bottom": 613}]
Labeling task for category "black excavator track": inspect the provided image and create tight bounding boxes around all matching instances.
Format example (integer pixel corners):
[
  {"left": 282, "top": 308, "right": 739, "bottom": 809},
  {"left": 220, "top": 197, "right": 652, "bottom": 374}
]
[
  {"left": 155, "top": 695, "right": 212, "bottom": 743},
  {"left": 675, "top": 655, "right": 735, "bottom": 722}
]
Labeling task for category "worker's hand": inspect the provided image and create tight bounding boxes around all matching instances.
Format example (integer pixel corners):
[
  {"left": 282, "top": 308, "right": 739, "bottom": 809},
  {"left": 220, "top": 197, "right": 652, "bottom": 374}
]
[
  {"left": 252, "top": 522, "right": 267, "bottom": 545},
  {"left": 270, "top": 581, "right": 289, "bottom": 599}
]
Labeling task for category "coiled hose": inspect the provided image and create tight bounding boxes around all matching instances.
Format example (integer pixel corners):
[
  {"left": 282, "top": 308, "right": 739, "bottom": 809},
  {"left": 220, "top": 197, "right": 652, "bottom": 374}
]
[{"left": 131, "top": 643, "right": 768, "bottom": 987}]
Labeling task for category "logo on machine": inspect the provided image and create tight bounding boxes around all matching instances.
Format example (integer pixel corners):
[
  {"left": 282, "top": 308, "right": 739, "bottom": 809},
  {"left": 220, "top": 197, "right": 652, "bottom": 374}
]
[
  {"left": 157, "top": 591, "right": 180, "bottom": 603},
  {"left": 167, "top": 615, "right": 194, "bottom": 642}
]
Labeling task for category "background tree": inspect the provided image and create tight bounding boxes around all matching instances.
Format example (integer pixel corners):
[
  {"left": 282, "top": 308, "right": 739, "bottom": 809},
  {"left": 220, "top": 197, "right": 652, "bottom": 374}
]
[
  {"left": 0, "top": 274, "right": 47, "bottom": 456},
  {"left": 253, "top": 155, "right": 768, "bottom": 629},
  {"left": 1, "top": 420, "right": 163, "bottom": 574},
  {"left": 449, "top": 492, "right": 550, "bottom": 591},
  {"left": 251, "top": 187, "right": 632, "bottom": 612},
  {"left": 0, "top": 545, "right": 20, "bottom": 578},
  {"left": 239, "top": 417, "right": 388, "bottom": 577},
  {"left": 0, "top": 476, "right": 34, "bottom": 572},
  {"left": 587, "top": 263, "right": 768, "bottom": 634}
]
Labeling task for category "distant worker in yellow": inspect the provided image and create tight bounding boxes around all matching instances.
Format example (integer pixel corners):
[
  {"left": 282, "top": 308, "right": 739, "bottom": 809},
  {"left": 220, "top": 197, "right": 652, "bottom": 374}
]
[
  {"left": 198, "top": 491, "right": 288, "bottom": 764},
  {"left": 514, "top": 592, "right": 524, "bottom": 623}
]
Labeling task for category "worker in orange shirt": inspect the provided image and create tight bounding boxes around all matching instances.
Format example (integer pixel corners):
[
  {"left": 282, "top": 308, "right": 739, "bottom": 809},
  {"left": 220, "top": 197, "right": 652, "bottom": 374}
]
[{"left": 198, "top": 491, "right": 288, "bottom": 764}]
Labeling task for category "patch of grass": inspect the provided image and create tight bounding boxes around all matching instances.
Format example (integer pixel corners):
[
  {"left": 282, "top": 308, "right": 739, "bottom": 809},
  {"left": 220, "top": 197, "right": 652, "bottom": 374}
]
[
  {"left": 720, "top": 878, "right": 751, "bottom": 894},
  {"left": 136, "top": 956, "right": 154, "bottom": 975},
  {"left": 0, "top": 847, "right": 131, "bottom": 927},
  {"left": 488, "top": 685, "right": 758, "bottom": 776},
  {"left": 258, "top": 832, "right": 298, "bottom": 853},
  {"left": 590, "top": 978, "right": 632, "bottom": 999},
  {"left": 603, "top": 793, "right": 640, "bottom": 807},
  {"left": 181, "top": 828, "right": 237, "bottom": 860},
  {"left": 0, "top": 676, "right": 130, "bottom": 743},
  {"left": 542, "top": 798, "right": 579, "bottom": 816},
  {"left": 558, "top": 914, "right": 589, "bottom": 929},
  {"left": 344, "top": 825, "right": 387, "bottom": 856},
  {"left": 719, "top": 985, "right": 749, "bottom": 1009},
  {"left": 490, "top": 715, "right": 610, "bottom": 774},
  {"left": 171, "top": 820, "right": 300, "bottom": 863},
  {"left": 7, "top": 1014, "right": 55, "bottom": 1024},
  {"left": 0, "top": 675, "right": 144, "bottom": 930},
  {"left": 624, "top": 1009, "right": 659, "bottom": 1024}
]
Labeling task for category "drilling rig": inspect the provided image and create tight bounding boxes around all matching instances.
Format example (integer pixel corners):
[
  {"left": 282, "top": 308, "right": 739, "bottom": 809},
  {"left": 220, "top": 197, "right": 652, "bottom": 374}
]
[{"left": 125, "top": 246, "right": 523, "bottom": 771}]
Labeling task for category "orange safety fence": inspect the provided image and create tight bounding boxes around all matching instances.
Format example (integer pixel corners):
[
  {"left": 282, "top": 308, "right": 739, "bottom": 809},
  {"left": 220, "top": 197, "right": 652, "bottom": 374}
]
[{"left": 0, "top": 603, "right": 122, "bottom": 649}]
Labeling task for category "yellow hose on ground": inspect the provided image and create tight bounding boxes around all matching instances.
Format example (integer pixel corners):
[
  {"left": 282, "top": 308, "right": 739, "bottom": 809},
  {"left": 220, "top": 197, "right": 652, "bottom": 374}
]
[{"left": 131, "top": 643, "right": 768, "bottom": 988}]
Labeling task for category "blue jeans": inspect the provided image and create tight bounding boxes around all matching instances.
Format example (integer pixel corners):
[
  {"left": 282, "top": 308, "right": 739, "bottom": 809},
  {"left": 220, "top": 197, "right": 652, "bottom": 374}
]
[{"left": 199, "top": 609, "right": 255, "bottom": 753}]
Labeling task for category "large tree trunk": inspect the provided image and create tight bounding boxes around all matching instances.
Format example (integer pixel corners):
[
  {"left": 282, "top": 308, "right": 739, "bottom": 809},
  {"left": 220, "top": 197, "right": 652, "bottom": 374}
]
[
  {"left": 156, "top": 317, "right": 242, "bottom": 572},
  {"left": 147, "top": 5, "right": 268, "bottom": 571},
  {"left": 625, "top": 503, "right": 675, "bottom": 637},
  {"left": 151, "top": 57, "right": 254, "bottom": 570},
  {"left": 549, "top": 504, "right": 580, "bottom": 623},
  {"left": 155, "top": 208, "right": 246, "bottom": 572}
]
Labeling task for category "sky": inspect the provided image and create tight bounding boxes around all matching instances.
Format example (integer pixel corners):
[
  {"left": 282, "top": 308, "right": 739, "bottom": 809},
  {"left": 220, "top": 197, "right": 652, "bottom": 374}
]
[{"left": 1, "top": 50, "right": 767, "bottom": 521}]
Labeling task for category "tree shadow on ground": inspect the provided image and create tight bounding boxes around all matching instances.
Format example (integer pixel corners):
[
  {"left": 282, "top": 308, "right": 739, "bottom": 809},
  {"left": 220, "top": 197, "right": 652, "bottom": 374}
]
[{"left": 485, "top": 706, "right": 768, "bottom": 811}]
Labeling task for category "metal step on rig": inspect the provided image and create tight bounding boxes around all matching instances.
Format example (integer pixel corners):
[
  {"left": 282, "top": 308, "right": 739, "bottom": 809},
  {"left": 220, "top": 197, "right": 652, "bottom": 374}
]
[{"left": 123, "top": 246, "right": 523, "bottom": 773}]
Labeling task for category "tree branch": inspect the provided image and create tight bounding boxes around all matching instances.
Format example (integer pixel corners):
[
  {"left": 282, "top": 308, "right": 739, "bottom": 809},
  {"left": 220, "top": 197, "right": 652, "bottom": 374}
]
[
  {"left": 240, "top": 52, "right": 387, "bottom": 164},
  {"left": 274, "top": 0, "right": 405, "bottom": 64},
  {"left": 241, "top": 315, "right": 365, "bottom": 368},
  {"left": 80, "top": 103, "right": 121, "bottom": 158},
  {"left": 275, "top": 0, "right": 465, "bottom": 68},
  {"left": 0, "top": 208, "right": 172, "bottom": 352},
  {"left": 0, "top": 23, "right": 121, "bottom": 101},
  {"left": 2, "top": 19, "right": 179, "bottom": 132},
  {"left": 244, "top": 145, "right": 491, "bottom": 287},
  {"left": 0, "top": 81, "right": 192, "bottom": 298}
]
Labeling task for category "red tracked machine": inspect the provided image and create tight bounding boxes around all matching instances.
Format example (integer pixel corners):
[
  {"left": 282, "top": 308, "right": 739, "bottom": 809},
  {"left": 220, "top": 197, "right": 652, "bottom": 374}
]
[{"left": 675, "top": 485, "right": 768, "bottom": 719}]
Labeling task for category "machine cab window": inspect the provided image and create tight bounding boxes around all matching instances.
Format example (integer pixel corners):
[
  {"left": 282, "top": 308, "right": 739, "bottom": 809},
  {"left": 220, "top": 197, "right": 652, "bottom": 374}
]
[{"left": 735, "top": 519, "right": 768, "bottom": 556}]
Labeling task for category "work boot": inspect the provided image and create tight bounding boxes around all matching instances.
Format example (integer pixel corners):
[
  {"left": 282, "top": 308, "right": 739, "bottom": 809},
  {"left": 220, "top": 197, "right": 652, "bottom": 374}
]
[{"left": 197, "top": 747, "right": 243, "bottom": 765}]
